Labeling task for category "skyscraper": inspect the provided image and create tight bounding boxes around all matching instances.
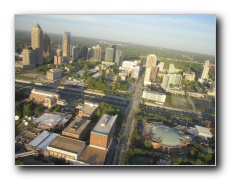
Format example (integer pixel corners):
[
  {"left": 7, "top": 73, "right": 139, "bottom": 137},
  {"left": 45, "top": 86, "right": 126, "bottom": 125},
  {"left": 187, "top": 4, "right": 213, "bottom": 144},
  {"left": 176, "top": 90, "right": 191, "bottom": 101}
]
[
  {"left": 168, "top": 64, "right": 175, "bottom": 74},
  {"left": 62, "top": 32, "right": 71, "bottom": 60},
  {"left": 158, "top": 62, "right": 164, "bottom": 71},
  {"left": 31, "top": 23, "right": 43, "bottom": 65},
  {"left": 112, "top": 44, "right": 116, "bottom": 61},
  {"left": 201, "top": 60, "right": 210, "bottom": 79},
  {"left": 115, "top": 50, "right": 122, "bottom": 66},
  {"left": 161, "top": 74, "right": 182, "bottom": 90},
  {"left": 105, "top": 48, "right": 114, "bottom": 62},
  {"left": 22, "top": 47, "right": 36, "bottom": 68},
  {"left": 146, "top": 54, "right": 157, "bottom": 67},
  {"left": 144, "top": 67, "right": 152, "bottom": 86},
  {"left": 93, "top": 45, "right": 102, "bottom": 61},
  {"left": 151, "top": 66, "right": 158, "bottom": 82},
  {"left": 72, "top": 46, "right": 79, "bottom": 60},
  {"left": 43, "top": 32, "right": 50, "bottom": 58}
]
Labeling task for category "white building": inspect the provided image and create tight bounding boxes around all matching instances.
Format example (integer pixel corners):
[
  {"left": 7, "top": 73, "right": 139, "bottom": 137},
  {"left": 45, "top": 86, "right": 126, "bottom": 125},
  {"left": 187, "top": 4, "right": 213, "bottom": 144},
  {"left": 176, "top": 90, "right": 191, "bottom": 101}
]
[
  {"left": 195, "top": 125, "right": 212, "bottom": 138},
  {"left": 161, "top": 74, "right": 182, "bottom": 90},
  {"left": 144, "top": 67, "right": 152, "bottom": 86},
  {"left": 46, "top": 68, "right": 62, "bottom": 81},
  {"left": 146, "top": 54, "right": 157, "bottom": 67},
  {"left": 158, "top": 62, "right": 164, "bottom": 71},
  {"left": 201, "top": 60, "right": 210, "bottom": 80},
  {"left": 168, "top": 64, "right": 175, "bottom": 74},
  {"left": 142, "top": 90, "right": 166, "bottom": 103}
]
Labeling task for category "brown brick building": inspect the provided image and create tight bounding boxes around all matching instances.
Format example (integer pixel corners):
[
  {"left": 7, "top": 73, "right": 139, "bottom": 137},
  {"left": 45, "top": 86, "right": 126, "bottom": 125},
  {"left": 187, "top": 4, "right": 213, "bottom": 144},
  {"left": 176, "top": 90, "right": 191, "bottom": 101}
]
[
  {"left": 62, "top": 117, "right": 91, "bottom": 140},
  {"left": 90, "top": 114, "right": 117, "bottom": 150},
  {"left": 29, "top": 89, "right": 60, "bottom": 108},
  {"left": 78, "top": 101, "right": 98, "bottom": 119}
]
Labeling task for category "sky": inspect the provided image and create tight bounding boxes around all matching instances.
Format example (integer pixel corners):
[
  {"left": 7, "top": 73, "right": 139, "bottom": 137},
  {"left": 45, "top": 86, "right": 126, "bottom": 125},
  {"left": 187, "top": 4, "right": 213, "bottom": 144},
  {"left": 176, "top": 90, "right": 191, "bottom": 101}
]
[{"left": 15, "top": 14, "right": 216, "bottom": 56}]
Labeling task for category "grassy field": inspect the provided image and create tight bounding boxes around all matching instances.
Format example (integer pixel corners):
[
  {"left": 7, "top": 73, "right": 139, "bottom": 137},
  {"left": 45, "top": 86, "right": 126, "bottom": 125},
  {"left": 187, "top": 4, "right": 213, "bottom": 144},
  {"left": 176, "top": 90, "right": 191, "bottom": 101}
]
[{"left": 165, "top": 94, "right": 192, "bottom": 110}]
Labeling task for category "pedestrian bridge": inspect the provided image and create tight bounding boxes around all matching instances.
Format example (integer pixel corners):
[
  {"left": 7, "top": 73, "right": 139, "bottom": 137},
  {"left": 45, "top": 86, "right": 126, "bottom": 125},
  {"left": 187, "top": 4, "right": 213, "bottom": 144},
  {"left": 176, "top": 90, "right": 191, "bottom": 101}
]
[{"left": 15, "top": 150, "right": 38, "bottom": 158}]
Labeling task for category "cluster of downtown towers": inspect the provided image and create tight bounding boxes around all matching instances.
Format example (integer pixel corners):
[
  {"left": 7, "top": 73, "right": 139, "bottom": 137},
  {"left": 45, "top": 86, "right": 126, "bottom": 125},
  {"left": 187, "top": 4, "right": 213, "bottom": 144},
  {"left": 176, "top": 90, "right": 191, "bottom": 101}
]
[{"left": 21, "top": 23, "right": 123, "bottom": 69}]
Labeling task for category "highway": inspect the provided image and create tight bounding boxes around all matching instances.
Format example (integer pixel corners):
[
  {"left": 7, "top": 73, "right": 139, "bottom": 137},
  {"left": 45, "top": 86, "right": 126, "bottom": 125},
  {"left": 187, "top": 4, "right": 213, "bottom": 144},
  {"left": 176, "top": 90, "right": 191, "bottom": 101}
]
[
  {"left": 113, "top": 76, "right": 144, "bottom": 165},
  {"left": 15, "top": 82, "right": 130, "bottom": 108}
]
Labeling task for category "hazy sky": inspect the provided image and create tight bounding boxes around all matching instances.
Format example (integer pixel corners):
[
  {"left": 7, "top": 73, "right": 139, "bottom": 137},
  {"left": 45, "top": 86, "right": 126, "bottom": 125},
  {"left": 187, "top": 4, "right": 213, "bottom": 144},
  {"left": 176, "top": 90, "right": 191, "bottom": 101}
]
[{"left": 15, "top": 15, "right": 215, "bottom": 55}]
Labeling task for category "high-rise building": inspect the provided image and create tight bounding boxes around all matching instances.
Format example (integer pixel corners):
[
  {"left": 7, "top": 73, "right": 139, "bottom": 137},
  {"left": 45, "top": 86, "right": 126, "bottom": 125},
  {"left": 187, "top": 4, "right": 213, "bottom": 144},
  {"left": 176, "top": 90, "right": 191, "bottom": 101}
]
[
  {"left": 92, "top": 45, "right": 102, "bottom": 62},
  {"left": 168, "top": 64, "right": 175, "bottom": 74},
  {"left": 87, "top": 48, "right": 94, "bottom": 59},
  {"left": 201, "top": 60, "right": 210, "bottom": 79},
  {"left": 54, "top": 55, "right": 62, "bottom": 65},
  {"left": 71, "top": 46, "right": 79, "bottom": 60},
  {"left": 43, "top": 32, "right": 50, "bottom": 58},
  {"left": 115, "top": 50, "right": 122, "bottom": 66},
  {"left": 22, "top": 47, "right": 36, "bottom": 68},
  {"left": 79, "top": 46, "right": 88, "bottom": 60},
  {"left": 90, "top": 114, "right": 117, "bottom": 150},
  {"left": 146, "top": 54, "right": 157, "bottom": 67},
  {"left": 105, "top": 48, "right": 114, "bottom": 62},
  {"left": 56, "top": 49, "right": 62, "bottom": 56},
  {"left": 144, "top": 67, "right": 152, "bottom": 86},
  {"left": 151, "top": 66, "right": 158, "bottom": 82},
  {"left": 161, "top": 74, "right": 182, "bottom": 90},
  {"left": 46, "top": 68, "right": 62, "bottom": 81},
  {"left": 62, "top": 32, "right": 71, "bottom": 60},
  {"left": 112, "top": 45, "right": 116, "bottom": 61},
  {"left": 31, "top": 23, "right": 43, "bottom": 65},
  {"left": 158, "top": 62, "right": 164, "bottom": 71}
]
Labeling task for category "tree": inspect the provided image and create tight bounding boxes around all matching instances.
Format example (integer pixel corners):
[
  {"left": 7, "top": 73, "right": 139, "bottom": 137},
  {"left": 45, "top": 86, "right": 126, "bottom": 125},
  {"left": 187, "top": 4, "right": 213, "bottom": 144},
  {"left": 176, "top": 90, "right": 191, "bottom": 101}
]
[
  {"left": 194, "top": 159, "right": 203, "bottom": 165},
  {"left": 15, "top": 158, "right": 24, "bottom": 165},
  {"left": 190, "top": 149, "right": 195, "bottom": 156},
  {"left": 83, "top": 64, "right": 89, "bottom": 71},
  {"left": 144, "top": 140, "right": 152, "bottom": 148},
  {"left": 204, "top": 153, "right": 212, "bottom": 164}
]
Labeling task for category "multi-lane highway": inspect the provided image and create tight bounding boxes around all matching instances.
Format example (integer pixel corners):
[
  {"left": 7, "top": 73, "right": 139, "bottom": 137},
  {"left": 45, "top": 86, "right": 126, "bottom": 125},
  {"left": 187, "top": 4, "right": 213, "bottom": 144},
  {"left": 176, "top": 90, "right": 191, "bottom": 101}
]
[{"left": 113, "top": 76, "right": 144, "bottom": 165}]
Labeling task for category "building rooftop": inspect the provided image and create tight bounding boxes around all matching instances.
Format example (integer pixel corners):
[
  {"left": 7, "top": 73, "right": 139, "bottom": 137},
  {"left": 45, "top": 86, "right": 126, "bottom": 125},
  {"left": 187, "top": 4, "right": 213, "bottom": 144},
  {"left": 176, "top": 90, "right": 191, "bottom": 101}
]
[
  {"left": 28, "top": 131, "right": 59, "bottom": 150},
  {"left": 78, "top": 145, "right": 108, "bottom": 165},
  {"left": 79, "top": 104, "right": 98, "bottom": 116},
  {"left": 195, "top": 125, "right": 212, "bottom": 137},
  {"left": 91, "top": 114, "right": 117, "bottom": 135},
  {"left": 48, "top": 136, "right": 85, "bottom": 154},
  {"left": 34, "top": 113, "right": 64, "bottom": 127},
  {"left": 31, "top": 89, "right": 59, "bottom": 97},
  {"left": 62, "top": 117, "right": 91, "bottom": 136}
]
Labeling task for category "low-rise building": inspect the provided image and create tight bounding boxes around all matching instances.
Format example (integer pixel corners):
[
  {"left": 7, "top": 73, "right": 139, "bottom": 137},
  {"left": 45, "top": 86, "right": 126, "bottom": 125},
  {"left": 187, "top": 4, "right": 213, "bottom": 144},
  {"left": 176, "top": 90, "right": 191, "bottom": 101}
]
[
  {"left": 142, "top": 90, "right": 166, "bottom": 104},
  {"left": 78, "top": 145, "right": 108, "bottom": 165},
  {"left": 47, "top": 136, "right": 85, "bottom": 162},
  {"left": 33, "top": 113, "right": 70, "bottom": 131},
  {"left": 62, "top": 117, "right": 91, "bottom": 140},
  {"left": 29, "top": 89, "right": 60, "bottom": 108},
  {"left": 46, "top": 68, "right": 62, "bottom": 81},
  {"left": 195, "top": 125, "right": 212, "bottom": 138},
  {"left": 78, "top": 101, "right": 99, "bottom": 119},
  {"left": 26, "top": 131, "right": 59, "bottom": 154}
]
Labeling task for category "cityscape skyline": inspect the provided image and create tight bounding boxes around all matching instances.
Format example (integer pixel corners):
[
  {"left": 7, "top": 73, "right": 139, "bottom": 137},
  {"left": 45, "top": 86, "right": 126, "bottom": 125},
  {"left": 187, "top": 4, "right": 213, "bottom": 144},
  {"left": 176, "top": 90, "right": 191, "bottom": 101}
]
[{"left": 15, "top": 15, "right": 216, "bottom": 56}]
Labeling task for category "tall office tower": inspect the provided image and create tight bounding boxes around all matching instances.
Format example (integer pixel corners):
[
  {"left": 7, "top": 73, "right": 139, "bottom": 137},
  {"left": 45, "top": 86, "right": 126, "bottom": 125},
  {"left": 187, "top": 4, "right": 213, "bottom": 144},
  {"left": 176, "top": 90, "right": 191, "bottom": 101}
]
[
  {"left": 80, "top": 46, "right": 88, "bottom": 60},
  {"left": 56, "top": 49, "right": 62, "bottom": 56},
  {"left": 158, "top": 62, "right": 164, "bottom": 71},
  {"left": 62, "top": 32, "right": 71, "bottom": 60},
  {"left": 72, "top": 46, "right": 79, "bottom": 60},
  {"left": 168, "top": 64, "right": 175, "bottom": 74},
  {"left": 144, "top": 67, "right": 152, "bottom": 86},
  {"left": 31, "top": 23, "right": 43, "bottom": 65},
  {"left": 93, "top": 45, "right": 102, "bottom": 61},
  {"left": 201, "top": 60, "right": 210, "bottom": 79},
  {"left": 112, "top": 44, "right": 116, "bottom": 61},
  {"left": 146, "top": 54, "right": 157, "bottom": 67},
  {"left": 151, "top": 65, "right": 158, "bottom": 82},
  {"left": 54, "top": 55, "right": 62, "bottom": 65},
  {"left": 22, "top": 47, "right": 36, "bottom": 68},
  {"left": 87, "top": 48, "right": 94, "bottom": 59},
  {"left": 105, "top": 47, "right": 114, "bottom": 62},
  {"left": 43, "top": 32, "right": 50, "bottom": 58},
  {"left": 161, "top": 74, "right": 171, "bottom": 89},
  {"left": 115, "top": 50, "right": 122, "bottom": 66}
]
